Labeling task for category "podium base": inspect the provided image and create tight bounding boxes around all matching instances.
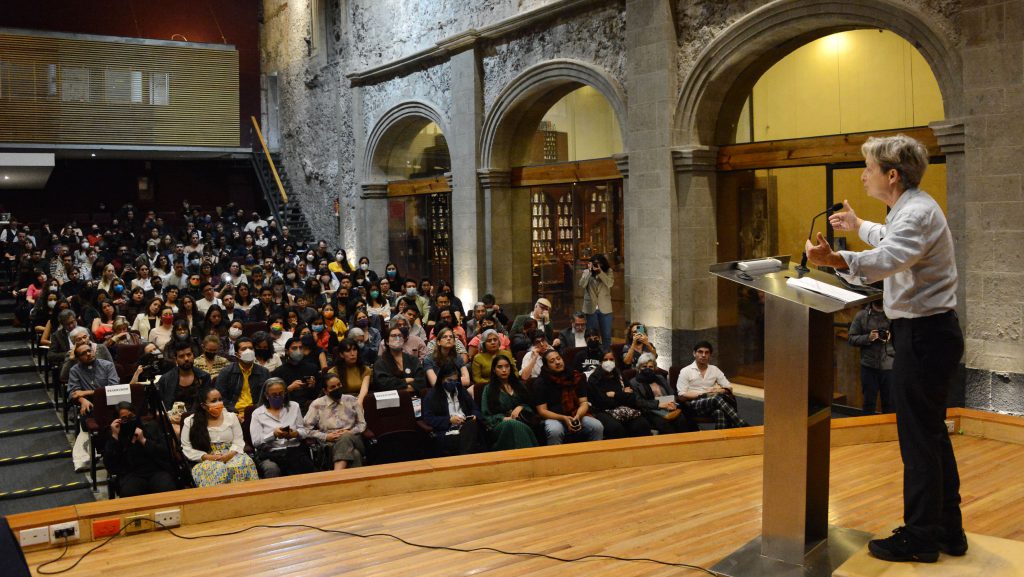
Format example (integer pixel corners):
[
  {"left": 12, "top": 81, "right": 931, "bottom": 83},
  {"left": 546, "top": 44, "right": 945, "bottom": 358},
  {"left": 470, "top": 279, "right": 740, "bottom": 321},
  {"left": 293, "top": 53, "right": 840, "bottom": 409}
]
[{"left": 711, "top": 526, "right": 873, "bottom": 577}]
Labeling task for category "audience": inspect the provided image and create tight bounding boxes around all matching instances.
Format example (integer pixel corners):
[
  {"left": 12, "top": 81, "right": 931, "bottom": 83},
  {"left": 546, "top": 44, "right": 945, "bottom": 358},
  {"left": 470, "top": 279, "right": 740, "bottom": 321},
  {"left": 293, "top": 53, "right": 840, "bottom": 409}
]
[
  {"left": 675, "top": 341, "right": 748, "bottom": 430},
  {"left": 533, "top": 349, "right": 603, "bottom": 445},
  {"left": 586, "top": 351, "right": 651, "bottom": 439},
  {"left": 480, "top": 355, "right": 538, "bottom": 450},
  {"left": 249, "top": 378, "right": 315, "bottom": 478},
  {"left": 102, "top": 401, "right": 178, "bottom": 497},
  {"left": 181, "top": 387, "right": 260, "bottom": 487},
  {"left": 304, "top": 374, "right": 366, "bottom": 469},
  {"left": 421, "top": 362, "right": 483, "bottom": 456}
]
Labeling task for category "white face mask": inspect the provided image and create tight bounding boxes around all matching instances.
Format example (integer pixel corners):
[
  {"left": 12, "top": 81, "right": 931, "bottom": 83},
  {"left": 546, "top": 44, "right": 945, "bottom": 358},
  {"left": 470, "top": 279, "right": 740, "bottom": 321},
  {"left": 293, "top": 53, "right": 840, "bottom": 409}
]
[
  {"left": 238, "top": 349, "right": 256, "bottom": 363},
  {"left": 360, "top": 263, "right": 368, "bottom": 271},
  {"left": 600, "top": 360, "right": 616, "bottom": 373},
  {"left": 228, "top": 327, "right": 243, "bottom": 339}
]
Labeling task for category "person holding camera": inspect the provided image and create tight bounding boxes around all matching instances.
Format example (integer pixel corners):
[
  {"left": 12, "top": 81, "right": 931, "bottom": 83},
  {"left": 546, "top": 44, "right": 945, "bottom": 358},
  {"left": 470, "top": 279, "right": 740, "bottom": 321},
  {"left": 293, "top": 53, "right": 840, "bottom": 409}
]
[
  {"left": 622, "top": 321, "right": 657, "bottom": 369},
  {"left": 579, "top": 253, "right": 614, "bottom": 348},
  {"left": 102, "top": 401, "right": 177, "bottom": 497},
  {"left": 849, "top": 300, "right": 895, "bottom": 415}
]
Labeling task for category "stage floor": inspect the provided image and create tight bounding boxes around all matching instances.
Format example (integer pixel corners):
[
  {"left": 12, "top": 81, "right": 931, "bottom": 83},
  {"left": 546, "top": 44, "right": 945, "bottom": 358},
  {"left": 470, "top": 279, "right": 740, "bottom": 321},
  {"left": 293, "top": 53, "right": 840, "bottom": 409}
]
[{"left": 24, "top": 435, "right": 1024, "bottom": 576}]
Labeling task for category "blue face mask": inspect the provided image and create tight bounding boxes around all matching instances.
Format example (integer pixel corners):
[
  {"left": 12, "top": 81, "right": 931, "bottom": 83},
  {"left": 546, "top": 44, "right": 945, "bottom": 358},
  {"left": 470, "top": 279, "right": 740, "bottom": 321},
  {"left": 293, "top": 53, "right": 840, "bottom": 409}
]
[
  {"left": 312, "top": 324, "right": 324, "bottom": 333},
  {"left": 268, "top": 395, "right": 285, "bottom": 409},
  {"left": 443, "top": 378, "right": 460, "bottom": 392}
]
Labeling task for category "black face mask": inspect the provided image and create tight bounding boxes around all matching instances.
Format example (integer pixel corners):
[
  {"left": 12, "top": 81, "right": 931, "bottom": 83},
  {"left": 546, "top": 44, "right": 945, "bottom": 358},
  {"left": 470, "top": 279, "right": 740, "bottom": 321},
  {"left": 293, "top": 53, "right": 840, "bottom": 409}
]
[
  {"left": 639, "top": 368, "right": 656, "bottom": 382},
  {"left": 587, "top": 339, "right": 602, "bottom": 350},
  {"left": 327, "top": 388, "right": 343, "bottom": 402}
]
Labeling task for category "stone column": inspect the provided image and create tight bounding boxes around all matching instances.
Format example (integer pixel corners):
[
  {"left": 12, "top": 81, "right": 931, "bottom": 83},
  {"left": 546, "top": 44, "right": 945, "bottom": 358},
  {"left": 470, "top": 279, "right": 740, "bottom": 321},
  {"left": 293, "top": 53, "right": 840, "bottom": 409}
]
[
  {"left": 359, "top": 182, "right": 389, "bottom": 269},
  {"left": 624, "top": 0, "right": 678, "bottom": 367},
  {"left": 670, "top": 145, "right": 722, "bottom": 364},
  {"left": 479, "top": 168, "right": 532, "bottom": 312},
  {"left": 449, "top": 47, "right": 486, "bottom": 306}
]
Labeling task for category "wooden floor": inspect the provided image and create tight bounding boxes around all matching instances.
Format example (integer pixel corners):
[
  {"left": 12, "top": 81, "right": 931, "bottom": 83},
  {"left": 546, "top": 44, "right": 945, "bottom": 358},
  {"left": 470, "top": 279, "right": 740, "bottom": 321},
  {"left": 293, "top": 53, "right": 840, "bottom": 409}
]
[{"left": 24, "top": 435, "right": 1024, "bottom": 577}]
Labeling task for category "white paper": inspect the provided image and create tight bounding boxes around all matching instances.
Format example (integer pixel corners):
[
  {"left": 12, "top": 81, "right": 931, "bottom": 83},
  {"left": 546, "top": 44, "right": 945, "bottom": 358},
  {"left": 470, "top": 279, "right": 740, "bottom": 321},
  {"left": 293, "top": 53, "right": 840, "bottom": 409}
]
[
  {"left": 373, "top": 390, "right": 400, "bottom": 409},
  {"left": 786, "top": 276, "right": 863, "bottom": 303},
  {"left": 105, "top": 384, "right": 132, "bottom": 406}
]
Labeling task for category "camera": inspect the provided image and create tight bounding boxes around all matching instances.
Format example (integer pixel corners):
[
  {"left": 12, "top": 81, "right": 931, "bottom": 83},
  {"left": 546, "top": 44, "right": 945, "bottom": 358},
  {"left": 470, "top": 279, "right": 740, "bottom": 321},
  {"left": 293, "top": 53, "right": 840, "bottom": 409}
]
[
  {"left": 878, "top": 329, "right": 890, "bottom": 342},
  {"left": 137, "top": 351, "right": 165, "bottom": 382}
]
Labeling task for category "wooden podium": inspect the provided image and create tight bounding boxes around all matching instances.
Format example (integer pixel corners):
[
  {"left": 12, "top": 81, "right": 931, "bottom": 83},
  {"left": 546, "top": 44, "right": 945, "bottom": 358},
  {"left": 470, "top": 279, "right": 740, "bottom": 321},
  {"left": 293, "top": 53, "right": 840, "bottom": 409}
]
[{"left": 710, "top": 256, "right": 880, "bottom": 577}]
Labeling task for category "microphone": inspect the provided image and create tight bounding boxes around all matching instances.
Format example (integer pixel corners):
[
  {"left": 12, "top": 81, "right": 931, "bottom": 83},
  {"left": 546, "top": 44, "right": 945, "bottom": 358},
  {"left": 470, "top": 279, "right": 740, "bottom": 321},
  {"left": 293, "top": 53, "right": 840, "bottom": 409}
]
[{"left": 796, "top": 202, "right": 844, "bottom": 273}]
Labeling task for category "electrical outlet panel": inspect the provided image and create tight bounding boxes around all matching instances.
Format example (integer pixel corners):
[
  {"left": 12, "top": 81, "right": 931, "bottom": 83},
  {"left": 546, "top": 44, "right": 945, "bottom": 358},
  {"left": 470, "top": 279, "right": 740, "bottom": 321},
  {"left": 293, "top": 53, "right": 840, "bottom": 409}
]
[
  {"left": 123, "top": 513, "right": 152, "bottom": 534},
  {"left": 19, "top": 527, "right": 50, "bottom": 547},
  {"left": 92, "top": 518, "right": 121, "bottom": 538},
  {"left": 153, "top": 509, "right": 181, "bottom": 529},
  {"left": 49, "top": 521, "right": 80, "bottom": 544},
  {"left": 945, "top": 419, "right": 956, "bottom": 433}
]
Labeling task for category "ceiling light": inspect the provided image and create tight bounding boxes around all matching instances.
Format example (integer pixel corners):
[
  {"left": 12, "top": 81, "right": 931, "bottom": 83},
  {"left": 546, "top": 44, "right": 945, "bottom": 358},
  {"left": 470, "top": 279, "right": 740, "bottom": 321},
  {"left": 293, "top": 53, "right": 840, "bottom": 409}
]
[
  {"left": 2, "top": 175, "right": 8, "bottom": 180},
  {"left": 91, "top": 153, "right": 96, "bottom": 157}
]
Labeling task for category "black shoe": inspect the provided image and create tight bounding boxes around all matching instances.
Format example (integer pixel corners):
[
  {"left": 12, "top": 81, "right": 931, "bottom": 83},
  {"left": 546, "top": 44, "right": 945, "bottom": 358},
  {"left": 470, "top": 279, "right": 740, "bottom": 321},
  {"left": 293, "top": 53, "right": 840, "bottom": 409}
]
[
  {"left": 939, "top": 528, "right": 968, "bottom": 556},
  {"left": 868, "top": 527, "right": 939, "bottom": 563}
]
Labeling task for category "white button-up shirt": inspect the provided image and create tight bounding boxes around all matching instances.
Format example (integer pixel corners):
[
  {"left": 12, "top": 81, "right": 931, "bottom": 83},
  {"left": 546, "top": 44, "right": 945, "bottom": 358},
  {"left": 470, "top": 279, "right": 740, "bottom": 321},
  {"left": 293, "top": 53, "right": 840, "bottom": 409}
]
[{"left": 676, "top": 361, "right": 731, "bottom": 396}]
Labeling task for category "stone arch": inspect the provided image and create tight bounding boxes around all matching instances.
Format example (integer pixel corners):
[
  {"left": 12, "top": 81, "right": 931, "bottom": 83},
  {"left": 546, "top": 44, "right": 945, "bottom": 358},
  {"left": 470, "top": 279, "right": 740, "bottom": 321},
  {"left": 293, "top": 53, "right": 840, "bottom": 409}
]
[
  {"left": 363, "top": 100, "right": 451, "bottom": 182},
  {"left": 674, "top": 0, "right": 963, "bottom": 146},
  {"left": 480, "top": 59, "right": 628, "bottom": 169}
]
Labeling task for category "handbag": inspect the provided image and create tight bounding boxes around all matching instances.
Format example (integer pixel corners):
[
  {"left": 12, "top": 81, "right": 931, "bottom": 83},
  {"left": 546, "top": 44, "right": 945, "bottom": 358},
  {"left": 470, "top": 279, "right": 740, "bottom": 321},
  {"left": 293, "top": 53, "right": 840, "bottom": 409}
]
[{"left": 607, "top": 405, "right": 643, "bottom": 422}]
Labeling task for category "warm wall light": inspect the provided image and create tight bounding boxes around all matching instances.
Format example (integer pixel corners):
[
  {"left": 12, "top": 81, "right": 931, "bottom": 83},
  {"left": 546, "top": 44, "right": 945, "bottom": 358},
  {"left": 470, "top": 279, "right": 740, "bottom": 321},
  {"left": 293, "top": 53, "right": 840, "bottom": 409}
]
[
  {"left": 3, "top": 175, "right": 9, "bottom": 180},
  {"left": 821, "top": 32, "right": 849, "bottom": 54}
]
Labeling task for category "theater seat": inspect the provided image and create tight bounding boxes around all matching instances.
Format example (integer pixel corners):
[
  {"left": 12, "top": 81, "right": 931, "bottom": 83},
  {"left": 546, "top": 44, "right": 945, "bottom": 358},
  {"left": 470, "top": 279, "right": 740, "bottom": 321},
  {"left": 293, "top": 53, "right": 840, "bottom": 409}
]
[{"left": 361, "top": 390, "right": 429, "bottom": 464}]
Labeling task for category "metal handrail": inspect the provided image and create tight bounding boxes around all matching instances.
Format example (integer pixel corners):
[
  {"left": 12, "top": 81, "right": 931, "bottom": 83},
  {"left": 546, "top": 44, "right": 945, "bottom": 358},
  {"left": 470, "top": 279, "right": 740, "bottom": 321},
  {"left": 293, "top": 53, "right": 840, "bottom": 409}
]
[{"left": 250, "top": 116, "right": 288, "bottom": 204}]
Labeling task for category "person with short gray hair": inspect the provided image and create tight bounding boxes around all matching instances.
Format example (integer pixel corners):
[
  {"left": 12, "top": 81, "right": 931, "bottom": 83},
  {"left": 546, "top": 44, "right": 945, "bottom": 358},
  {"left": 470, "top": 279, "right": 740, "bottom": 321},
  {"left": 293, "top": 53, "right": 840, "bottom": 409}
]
[{"left": 806, "top": 133, "right": 964, "bottom": 563}]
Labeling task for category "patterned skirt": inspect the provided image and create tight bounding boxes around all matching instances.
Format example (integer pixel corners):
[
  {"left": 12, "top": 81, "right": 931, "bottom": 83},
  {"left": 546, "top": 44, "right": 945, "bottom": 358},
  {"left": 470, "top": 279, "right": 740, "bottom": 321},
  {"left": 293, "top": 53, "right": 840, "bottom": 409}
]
[{"left": 191, "top": 442, "right": 260, "bottom": 487}]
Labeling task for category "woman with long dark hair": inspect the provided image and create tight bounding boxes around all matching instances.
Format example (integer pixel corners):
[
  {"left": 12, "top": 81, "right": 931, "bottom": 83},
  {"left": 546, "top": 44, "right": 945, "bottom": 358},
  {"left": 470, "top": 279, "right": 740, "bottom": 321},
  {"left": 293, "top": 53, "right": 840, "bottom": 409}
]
[
  {"left": 481, "top": 355, "right": 539, "bottom": 450},
  {"left": 200, "top": 304, "right": 229, "bottom": 339},
  {"left": 91, "top": 299, "right": 119, "bottom": 342},
  {"left": 180, "top": 387, "right": 259, "bottom": 487},
  {"left": 327, "top": 339, "right": 370, "bottom": 404}
]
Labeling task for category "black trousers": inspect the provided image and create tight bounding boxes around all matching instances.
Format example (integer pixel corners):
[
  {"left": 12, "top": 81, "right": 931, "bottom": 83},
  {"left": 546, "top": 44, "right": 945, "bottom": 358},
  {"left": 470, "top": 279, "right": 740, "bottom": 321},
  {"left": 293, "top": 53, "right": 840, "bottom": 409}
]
[
  {"left": 118, "top": 470, "right": 178, "bottom": 497},
  {"left": 861, "top": 366, "right": 893, "bottom": 414},
  {"left": 594, "top": 412, "right": 651, "bottom": 439},
  {"left": 891, "top": 310, "right": 963, "bottom": 542},
  {"left": 258, "top": 445, "right": 316, "bottom": 478}
]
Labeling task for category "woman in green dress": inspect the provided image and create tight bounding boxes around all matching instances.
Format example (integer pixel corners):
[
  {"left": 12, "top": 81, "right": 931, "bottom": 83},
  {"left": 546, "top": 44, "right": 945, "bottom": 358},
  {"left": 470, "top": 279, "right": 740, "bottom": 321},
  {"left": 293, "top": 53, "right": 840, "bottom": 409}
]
[{"left": 481, "top": 355, "right": 539, "bottom": 450}]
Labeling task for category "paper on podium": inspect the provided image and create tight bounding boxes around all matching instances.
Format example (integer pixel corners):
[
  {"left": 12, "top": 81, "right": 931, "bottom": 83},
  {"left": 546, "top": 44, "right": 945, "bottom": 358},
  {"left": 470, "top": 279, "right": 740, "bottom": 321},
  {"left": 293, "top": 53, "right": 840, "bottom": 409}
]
[
  {"left": 786, "top": 276, "right": 864, "bottom": 304},
  {"left": 737, "top": 258, "right": 783, "bottom": 272}
]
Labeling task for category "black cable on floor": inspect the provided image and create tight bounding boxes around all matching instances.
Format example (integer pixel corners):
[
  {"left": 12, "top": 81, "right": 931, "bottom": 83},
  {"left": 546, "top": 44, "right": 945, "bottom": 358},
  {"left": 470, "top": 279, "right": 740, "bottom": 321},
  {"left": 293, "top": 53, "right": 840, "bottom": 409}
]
[{"left": 36, "top": 517, "right": 723, "bottom": 576}]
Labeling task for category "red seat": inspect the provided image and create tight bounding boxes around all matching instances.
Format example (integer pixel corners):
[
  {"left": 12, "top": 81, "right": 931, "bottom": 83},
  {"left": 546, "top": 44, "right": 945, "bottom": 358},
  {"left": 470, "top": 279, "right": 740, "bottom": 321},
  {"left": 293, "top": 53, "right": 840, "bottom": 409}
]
[{"left": 360, "top": 389, "right": 429, "bottom": 464}]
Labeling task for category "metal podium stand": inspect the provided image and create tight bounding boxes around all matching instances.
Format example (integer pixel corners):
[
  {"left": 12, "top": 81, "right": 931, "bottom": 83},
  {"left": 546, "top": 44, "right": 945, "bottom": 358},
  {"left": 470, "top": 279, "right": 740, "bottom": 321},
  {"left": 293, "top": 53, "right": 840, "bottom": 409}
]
[{"left": 709, "top": 256, "right": 880, "bottom": 577}]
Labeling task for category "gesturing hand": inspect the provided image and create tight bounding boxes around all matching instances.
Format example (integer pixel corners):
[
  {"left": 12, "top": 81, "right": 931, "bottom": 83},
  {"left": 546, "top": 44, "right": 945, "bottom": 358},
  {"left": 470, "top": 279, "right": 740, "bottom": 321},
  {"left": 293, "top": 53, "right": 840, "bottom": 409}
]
[
  {"left": 828, "top": 199, "right": 861, "bottom": 232},
  {"left": 805, "top": 233, "right": 845, "bottom": 269}
]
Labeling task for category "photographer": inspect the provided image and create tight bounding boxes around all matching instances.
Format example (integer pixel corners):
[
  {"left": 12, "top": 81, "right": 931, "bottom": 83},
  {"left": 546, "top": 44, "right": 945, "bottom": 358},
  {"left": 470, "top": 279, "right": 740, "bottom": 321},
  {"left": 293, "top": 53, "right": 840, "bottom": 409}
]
[
  {"left": 622, "top": 321, "right": 657, "bottom": 369},
  {"left": 848, "top": 300, "right": 895, "bottom": 415},
  {"left": 579, "top": 253, "right": 614, "bottom": 348},
  {"left": 102, "top": 402, "right": 177, "bottom": 497}
]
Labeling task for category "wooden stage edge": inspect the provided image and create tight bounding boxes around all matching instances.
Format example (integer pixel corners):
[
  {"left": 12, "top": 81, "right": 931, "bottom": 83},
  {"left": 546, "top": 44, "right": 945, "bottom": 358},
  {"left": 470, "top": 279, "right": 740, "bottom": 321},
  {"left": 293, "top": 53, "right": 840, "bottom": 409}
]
[{"left": 11, "top": 407, "right": 1022, "bottom": 551}]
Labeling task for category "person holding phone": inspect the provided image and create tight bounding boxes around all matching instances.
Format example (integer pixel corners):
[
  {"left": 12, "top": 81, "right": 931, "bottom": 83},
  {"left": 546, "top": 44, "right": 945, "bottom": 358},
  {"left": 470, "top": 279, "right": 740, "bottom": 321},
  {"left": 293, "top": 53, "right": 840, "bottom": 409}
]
[
  {"left": 421, "top": 363, "right": 483, "bottom": 456},
  {"left": 249, "top": 378, "right": 315, "bottom": 478},
  {"left": 622, "top": 321, "right": 657, "bottom": 369},
  {"left": 271, "top": 337, "right": 322, "bottom": 413},
  {"left": 848, "top": 300, "right": 895, "bottom": 415},
  {"left": 579, "top": 253, "right": 614, "bottom": 348}
]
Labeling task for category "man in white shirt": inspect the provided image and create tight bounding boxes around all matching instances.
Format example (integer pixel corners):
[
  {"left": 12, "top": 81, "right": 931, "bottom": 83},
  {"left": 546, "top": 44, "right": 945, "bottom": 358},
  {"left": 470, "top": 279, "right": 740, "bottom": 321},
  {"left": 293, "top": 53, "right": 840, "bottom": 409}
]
[
  {"left": 675, "top": 340, "right": 747, "bottom": 430},
  {"left": 195, "top": 283, "right": 222, "bottom": 316}
]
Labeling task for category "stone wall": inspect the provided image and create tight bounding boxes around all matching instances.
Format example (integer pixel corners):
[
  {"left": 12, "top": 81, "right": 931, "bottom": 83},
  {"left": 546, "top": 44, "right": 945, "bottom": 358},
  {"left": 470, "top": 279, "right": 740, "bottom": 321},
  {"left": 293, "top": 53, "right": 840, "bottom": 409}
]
[{"left": 261, "top": 0, "right": 1024, "bottom": 413}]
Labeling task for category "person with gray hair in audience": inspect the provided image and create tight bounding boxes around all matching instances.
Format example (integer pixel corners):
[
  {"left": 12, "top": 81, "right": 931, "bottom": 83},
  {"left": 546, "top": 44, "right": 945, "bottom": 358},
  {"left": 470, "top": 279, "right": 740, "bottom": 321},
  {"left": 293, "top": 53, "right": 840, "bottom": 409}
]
[{"left": 60, "top": 325, "right": 113, "bottom": 383}]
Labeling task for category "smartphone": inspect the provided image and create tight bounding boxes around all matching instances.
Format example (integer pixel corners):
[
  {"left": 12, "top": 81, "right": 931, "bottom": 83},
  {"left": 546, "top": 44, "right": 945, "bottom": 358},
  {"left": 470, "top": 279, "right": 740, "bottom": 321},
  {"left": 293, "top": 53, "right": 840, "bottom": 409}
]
[
  {"left": 281, "top": 425, "right": 291, "bottom": 432},
  {"left": 636, "top": 325, "right": 645, "bottom": 335}
]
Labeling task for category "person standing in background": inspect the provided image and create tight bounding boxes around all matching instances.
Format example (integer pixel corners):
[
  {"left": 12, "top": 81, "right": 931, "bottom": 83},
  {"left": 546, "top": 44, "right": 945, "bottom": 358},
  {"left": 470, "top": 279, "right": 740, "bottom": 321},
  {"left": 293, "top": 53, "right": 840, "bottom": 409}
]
[
  {"left": 579, "top": 253, "right": 614, "bottom": 348},
  {"left": 848, "top": 300, "right": 895, "bottom": 415}
]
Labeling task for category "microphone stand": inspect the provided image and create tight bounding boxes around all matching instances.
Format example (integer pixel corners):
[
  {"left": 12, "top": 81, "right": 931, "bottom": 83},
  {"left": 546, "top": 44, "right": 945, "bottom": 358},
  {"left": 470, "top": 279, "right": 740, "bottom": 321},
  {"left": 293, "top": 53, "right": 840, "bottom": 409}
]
[{"left": 796, "top": 204, "right": 842, "bottom": 275}]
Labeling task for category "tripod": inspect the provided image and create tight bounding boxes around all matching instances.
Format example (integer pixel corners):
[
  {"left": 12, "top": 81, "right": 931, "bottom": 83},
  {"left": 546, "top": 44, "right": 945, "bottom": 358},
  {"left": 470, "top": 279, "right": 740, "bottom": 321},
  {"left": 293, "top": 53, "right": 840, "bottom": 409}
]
[{"left": 138, "top": 373, "right": 194, "bottom": 489}]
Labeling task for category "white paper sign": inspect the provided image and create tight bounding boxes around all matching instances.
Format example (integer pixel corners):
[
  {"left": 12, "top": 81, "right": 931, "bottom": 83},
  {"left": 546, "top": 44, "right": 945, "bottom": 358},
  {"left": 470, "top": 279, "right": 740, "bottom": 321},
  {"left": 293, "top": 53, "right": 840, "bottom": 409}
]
[
  {"left": 373, "top": 390, "right": 400, "bottom": 409},
  {"left": 105, "top": 384, "right": 132, "bottom": 406}
]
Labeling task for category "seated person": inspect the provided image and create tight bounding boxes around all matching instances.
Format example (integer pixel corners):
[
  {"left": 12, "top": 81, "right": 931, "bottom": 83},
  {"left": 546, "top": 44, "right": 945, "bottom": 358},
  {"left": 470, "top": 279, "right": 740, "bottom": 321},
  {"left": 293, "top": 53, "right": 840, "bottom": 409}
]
[
  {"left": 249, "top": 378, "right": 315, "bottom": 478},
  {"left": 470, "top": 329, "right": 516, "bottom": 387},
  {"left": 270, "top": 337, "right": 322, "bottom": 413},
  {"left": 586, "top": 351, "right": 651, "bottom": 439},
  {"left": 421, "top": 362, "right": 483, "bottom": 456},
  {"left": 106, "top": 318, "right": 144, "bottom": 347},
  {"left": 102, "top": 401, "right": 178, "bottom": 497},
  {"left": 376, "top": 315, "right": 427, "bottom": 360},
  {"left": 572, "top": 328, "right": 605, "bottom": 377},
  {"left": 509, "top": 317, "right": 538, "bottom": 359},
  {"left": 60, "top": 326, "right": 113, "bottom": 383},
  {"left": 194, "top": 334, "right": 229, "bottom": 376},
  {"left": 181, "top": 387, "right": 260, "bottom": 487},
  {"left": 372, "top": 323, "right": 428, "bottom": 395},
  {"left": 675, "top": 341, "right": 748, "bottom": 430},
  {"left": 510, "top": 298, "right": 554, "bottom": 343},
  {"left": 481, "top": 354, "right": 539, "bottom": 450},
  {"left": 143, "top": 340, "right": 212, "bottom": 433},
  {"left": 423, "top": 325, "right": 470, "bottom": 388},
  {"left": 216, "top": 337, "right": 271, "bottom": 422},
  {"left": 532, "top": 349, "right": 603, "bottom": 445},
  {"left": 328, "top": 338, "right": 371, "bottom": 404},
  {"left": 304, "top": 374, "right": 367, "bottom": 470},
  {"left": 465, "top": 313, "right": 509, "bottom": 357},
  {"left": 518, "top": 329, "right": 551, "bottom": 381},
  {"left": 622, "top": 322, "right": 658, "bottom": 369},
  {"left": 631, "top": 352, "right": 698, "bottom": 434},
  {"left": 555, "top": 311, "right": 589, "bottom": 354},
  {"left": 68, "top": 342, "right": 121, "bottom": 471}
]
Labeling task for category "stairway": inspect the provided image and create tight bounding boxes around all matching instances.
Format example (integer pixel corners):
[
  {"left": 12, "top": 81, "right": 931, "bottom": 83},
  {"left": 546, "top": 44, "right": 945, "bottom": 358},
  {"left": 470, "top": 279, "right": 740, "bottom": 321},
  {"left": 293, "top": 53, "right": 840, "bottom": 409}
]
[
  {"left": 0, "top": 299, "right": 95, "bottom": 516},
  {"left": 250, "top": 150, "right": 315, "bottom": 245}
]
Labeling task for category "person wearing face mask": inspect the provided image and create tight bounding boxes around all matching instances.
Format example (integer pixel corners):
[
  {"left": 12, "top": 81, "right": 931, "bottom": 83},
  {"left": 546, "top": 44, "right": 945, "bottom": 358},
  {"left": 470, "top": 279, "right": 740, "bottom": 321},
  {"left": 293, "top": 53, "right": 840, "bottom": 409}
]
[
  {"left": 271, "top": 337, "right": 322, "bottom": 413},
  {"left": 372, "top": 323, "right": 428, "bottom": 395},
  {"left": 422, "top": 363, "right": 483, "bottom": 456},
  {"left": 268, "top": 315, "right": 293, "bottom": 354},
  {"left": 181, "top": 387, "right": 259, "bottom": 487},
  {"left": 572, "top": 328, "right": 607, "bottom": 378},
  {"left": 214, "top": 338, "right": 270, "bottom": 424},
  {"left": 147, "top": 306, "right": 176, "bottom": 352},
  {"left": 310, "top": 313, "right": 339, "bottom": 357},
  {"left": 376, "top": 316, "right": 427, "bottom": 361},
  {"left": 225, "top": 321, "right": 245, "bottom": 355},
  {"left": 401, "top": 280, "right": 430, "bottom": 319},
  {"left": 249, "top": 378, "right": 315, "bottom": 478},
  {"left": 365, "top": 283, "right": 391, "bottom": 322},
  {"left": 586, "top": 352, "right": 652, "bottom": 439},
  {"left": 151, "top": 341, "right": 213, "bottom": 432},
  {"left": 630, "top": 353, "right": 698, "bottom": 434},
  {"left": 481, "top": 355, "right": 539, "bottom": 450},
  {"left": 510, "top": 298, "right": 554, "bottom": 344},
  {"left": 194, "top": 334, "right": 229, "bottom": 375},
  {"left": 251, "top": 331, "right": 283, "bottom": 372},
  {"left": 328, "top": 249, "right": 354, "bottom": 276},
  {"left": 304, "top": 374, "right": 366, "bottom": 470},
  {"left": 102, "top": 402, "right": 178, "bottom": 497}
]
